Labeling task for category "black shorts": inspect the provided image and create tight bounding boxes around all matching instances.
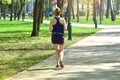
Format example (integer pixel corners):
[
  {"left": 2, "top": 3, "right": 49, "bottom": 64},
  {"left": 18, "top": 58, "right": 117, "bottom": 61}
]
[{"left": 52, "top": 36, "right": 64, "bottom": 44}]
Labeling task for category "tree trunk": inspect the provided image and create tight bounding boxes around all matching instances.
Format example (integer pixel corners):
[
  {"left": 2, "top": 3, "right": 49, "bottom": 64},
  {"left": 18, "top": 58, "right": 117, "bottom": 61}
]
[
  {"left": 45, "top": 1, "right": 48, "bottom": 19},
  {"left": 31, "top": 0, "right": 39, "bottom": 36},
  {"left": 22, "top": 0, "right": 26, "bottom": 21},
  {"left": 3, "top": 5, "right": 7, "bottom": 20},
  {"left": 100, "top": 0, "right": 103, "bottom": 24},
  {"left": 72, "top": 3, "right": 75, "bottom": 19},
  {"left": 106, "top": 0, "right": 110, "bottom": 18},
  {"left": 10, "top": 0, "right": 14, "bottom": 21},
  {"left": 67, "top": 0, "right": 72, "bottom": 40},
  {"left": 14, "top": 0, "right": 18, "bottom": 20},
  {"left": 65, "top": 2, "right": 69, "bottom": 22},
  {"left": 93, "top": 0, "right": 97, "bottom": 28},
  {"left": 81, "top": 0, "right": 84, "bottom": 10},
  {"left": 77, "top": 0, "right": 80, "bottom": 22},
  {"left": 17, "top": 0, "right": 25, "bottom": 21},
  {"left": 110, "top": 0, "right": 116, "bottom": 21},
  {"left": 31, "top": 0, "right": 44, "bottom": 37},
  {"left": 86, "top": 0, "right": 89, "bottom": 21},
  {"left": 0, "top": 4, "right": 1, "bottom": 20},
  {"left": 57, "top": 0, "right": 64, "bottom": 16},
  {"left": 40, "top": 0, "right": 44, "bottom": 23},
  {"left": 67, "top": 0, "right": 72, "bottom": 20},
  {"left": 116, "top": 0, "right": 119, "bottom": 14}
]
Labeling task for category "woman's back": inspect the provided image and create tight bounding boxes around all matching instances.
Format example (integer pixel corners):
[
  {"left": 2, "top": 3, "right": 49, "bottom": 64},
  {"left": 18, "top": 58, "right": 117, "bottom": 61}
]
[
  {"left": 51, "top": 17, "right": 65, "bottom": 26},
  {"left": 50, "top": 17, "right": 66, "bottom": 32}
]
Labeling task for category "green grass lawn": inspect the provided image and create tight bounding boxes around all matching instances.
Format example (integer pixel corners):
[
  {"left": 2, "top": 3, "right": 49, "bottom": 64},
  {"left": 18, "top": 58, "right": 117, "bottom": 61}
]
[{"left": 0, "top": 20, "right": 101, "bottom": 80}]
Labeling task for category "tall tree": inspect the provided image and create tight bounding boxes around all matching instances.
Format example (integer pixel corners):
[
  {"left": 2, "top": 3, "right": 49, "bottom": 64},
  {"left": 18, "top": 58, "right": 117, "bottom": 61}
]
[
  {"left": 86, "top": 0, "right": 90, "bottom": 21},
  {"left": 93, "top": 0, "right": 97, "bottom": 28},
  {"left": 17, "top": 0, "right": 25, "bottom": 20},
  {"left": 65, "top": 1, "right": 69, "bottom": 22},
  {"left": 72, "top": 2, "right": 75, "bottom": 19},
  {"left": 100, "top": 0, "right": 103, "bottom": 24},
  {"left": 0, "top": 1, "right": 2, "bottom": 20},
  {"left": 67, "top": 0, "right": 72, "bottom": 40},
  {"left": 57, "top": 0, "right": 64, "bottom": 16},
  {"left": 3, "top": 4, "right": 6, "bottom": 19},
  {"left": 77, "top": 0, "right": 80, "bottom": 22},
  {"left": 2, "top": 0, "right": 9, "bottom": 20},
  {"left": 65, "top": 0, "right": 75, "bottom": 22},
  {"left": 0, "top": 0, "right": 11, "bottom": 20},
  {"left": 106, "top": 0, "right": 110, "bottom": 18},
  {"left": 31, "top": 0, "right": 44, "bottom": 37},
  {"left": 14, "top": 0, "right": 18, "bottom": 20},
  {"left": 116, "top": 0, "right": 120, "bottom": 14},
  {"left": 110, "top": 0, "right": 117, "bottom": 21},
  {"left": 10, "top": 0, "right": 14, "bottom": 21},
  {"left": 44, "top": 0, "right": 49, "bottom": 19},
  {"left": 40, "top": 0, "right": 44, "bottom": 23},
  {"left": 81, "top": 0, "right": 84, "bottom": 9}
]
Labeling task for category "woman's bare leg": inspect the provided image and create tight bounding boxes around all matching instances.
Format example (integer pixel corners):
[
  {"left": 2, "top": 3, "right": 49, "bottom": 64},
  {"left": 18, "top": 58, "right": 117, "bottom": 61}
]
[
  {"left": 53, "top": 44, "right": 64, "bottom": 68},
  {"left": 53, "top": 44, "right": 60, "bottom": 65},
  {"left": 59, "top": 44, "right": 64, "bottom": 61},
  {"left": 59, "top": 44, "right": 64, "bottom": 68}
]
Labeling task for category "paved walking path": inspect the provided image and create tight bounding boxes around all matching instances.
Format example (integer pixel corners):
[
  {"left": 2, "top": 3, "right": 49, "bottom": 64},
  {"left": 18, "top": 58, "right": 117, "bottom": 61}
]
[{"left": 7, "top": 24, "right": 120, "bottom": 80}]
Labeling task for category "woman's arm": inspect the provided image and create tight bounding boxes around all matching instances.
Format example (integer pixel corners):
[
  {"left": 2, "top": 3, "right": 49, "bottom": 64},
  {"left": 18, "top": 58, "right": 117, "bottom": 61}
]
[
  {"left": 49, "top": 20, "right": 53, "bottom": 32},
  {"left": 63, "top": 19, "right": 67, "bottom": 31}
]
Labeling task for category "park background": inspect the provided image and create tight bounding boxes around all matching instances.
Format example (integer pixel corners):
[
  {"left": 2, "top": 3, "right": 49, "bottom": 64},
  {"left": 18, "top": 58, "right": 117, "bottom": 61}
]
[{"left": 0, "top": 0, "right": 120, "bottom": 80}]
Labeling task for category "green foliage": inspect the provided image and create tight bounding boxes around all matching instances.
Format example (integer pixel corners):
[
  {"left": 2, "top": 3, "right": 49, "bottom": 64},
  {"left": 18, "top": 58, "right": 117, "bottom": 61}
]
[
  {"left": 0, "top": 0, "right": 26, "bottom": 4},
  {"left": 1, "top": 0, "right": 11, "bottom": 4}
]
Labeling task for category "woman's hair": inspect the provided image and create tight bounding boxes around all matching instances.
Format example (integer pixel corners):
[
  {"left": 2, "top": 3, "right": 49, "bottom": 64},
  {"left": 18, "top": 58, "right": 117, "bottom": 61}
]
[{"left": 55, "top": 7, "right": 61, "bottom": 16}]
